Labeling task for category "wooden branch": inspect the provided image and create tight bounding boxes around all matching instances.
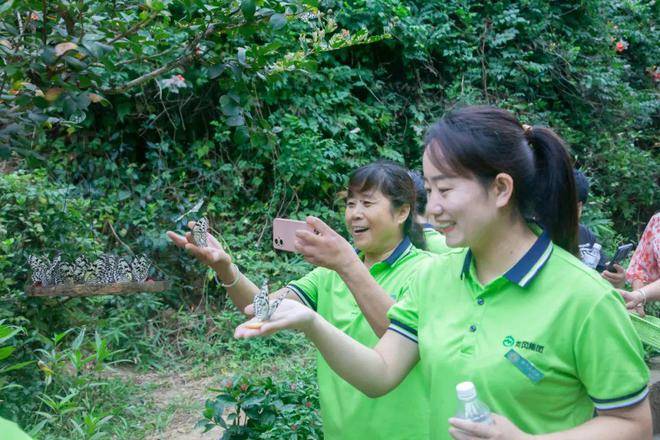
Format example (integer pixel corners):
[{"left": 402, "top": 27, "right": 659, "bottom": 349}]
[
  {"left": 26, "top": 281, "right": 171, "bottom": 297},
  {"left": 109, "top": 13, "right": 158, "bottom": 45},
  {"left": 107, "top": 221, "right": 134, "bottom": 256},
  {"left": 105, "top": 53, "right": 194, "bottom": 94},
  {"left": 105, "top": 23, "right": 217, "bottom": 95}
]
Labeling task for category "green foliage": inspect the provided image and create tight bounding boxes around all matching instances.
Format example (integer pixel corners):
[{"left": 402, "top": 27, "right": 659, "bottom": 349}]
[
  {"left": 0, "top": 321, "right": 33, "bottom": 393},
  {"left": 201, "top": 371, "right": 321, "bottom": 439}
]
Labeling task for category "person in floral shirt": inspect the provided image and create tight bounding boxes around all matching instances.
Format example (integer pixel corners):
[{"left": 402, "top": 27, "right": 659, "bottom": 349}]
[{"left": 619, "top": 212, "right": 660, "bottom": 315}]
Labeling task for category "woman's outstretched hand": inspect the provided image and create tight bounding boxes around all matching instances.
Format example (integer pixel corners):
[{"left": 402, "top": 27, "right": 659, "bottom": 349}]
[
  {"left": 295, "top": 216, "right": 359, "bottom": 274},
  {"left": 235, "top": 299, "right": 316, "bottom": 339},
  {"left": 166, "top": 221, "right": 232, "bottom": 271}
]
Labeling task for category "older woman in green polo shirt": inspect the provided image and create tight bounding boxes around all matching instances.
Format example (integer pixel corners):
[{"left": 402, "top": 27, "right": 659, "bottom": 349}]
[
  {"left": 168, "top": 161, "right": 439, "bottom": 440},
  {"left": 235, "top": 106, "right": 651, "bottom": 440}
]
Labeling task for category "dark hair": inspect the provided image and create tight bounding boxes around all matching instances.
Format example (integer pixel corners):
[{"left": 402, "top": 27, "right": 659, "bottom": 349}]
[
  {"left": 347, "top": 161, "right": 427, "bottom": 250},
  {"left": 408, "top": 170, "right": 427, "bottom": 216},
  {"left": 424, "top": 106, "right": 578, "bottom": 254},
  {"left": 573, "top": 169, "right": 589, "bottom": 204}
]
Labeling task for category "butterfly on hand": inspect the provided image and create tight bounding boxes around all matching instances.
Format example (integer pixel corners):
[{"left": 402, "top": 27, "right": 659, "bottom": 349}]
[
  {"left": 245, "top": 280, "right": 286, "bottom": 329},
  {"left": 192, "top": 217, "right": 209, "bottom": 248}
]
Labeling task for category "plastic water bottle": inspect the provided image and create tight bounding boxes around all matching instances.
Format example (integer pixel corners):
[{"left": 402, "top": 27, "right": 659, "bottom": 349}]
[
  {"left": 583, "top": 243, "right": 602, "bottom": 269},
  {"left": 455, "top": 381, "right": 493, "bottom": 424}
]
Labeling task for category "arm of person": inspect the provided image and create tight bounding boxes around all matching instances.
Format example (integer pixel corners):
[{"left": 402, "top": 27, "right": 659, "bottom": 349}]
[
  {"left": 448, "top": 401, "right": 651, "bottom": 440},
  {"left": 166, "top": 223, "right": 301, "bottom": 312},
  {"left": 294, "top": 216, "right": 395, "bottom": 336},
  {"left": 619, "top": 277, "right": 660, "bottom": 311},
  {"left": 235, "top": 299, "right": 419, "bottom": 397}
]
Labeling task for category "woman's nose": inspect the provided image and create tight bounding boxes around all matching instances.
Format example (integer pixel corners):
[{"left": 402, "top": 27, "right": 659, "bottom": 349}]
[{"left": 426, "top": 197, "right": 444, "bottom": 217}]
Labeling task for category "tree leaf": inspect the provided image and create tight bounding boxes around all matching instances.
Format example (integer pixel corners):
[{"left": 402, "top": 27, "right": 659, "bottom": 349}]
[
  {"left": 0, "top": 346, "right": 15, "bottom": 360},
  {"left": 0, "top": 360, "right": 33, "bottom": 374},
  {"left": 208, "top": 63, "right": 226, "bottom": 79},
  {"left": 0, "top": 0, "right": 15, "bottom": 15},
  {"left": 219, "top": 95, "right": 241, "bottom": 116},
  {"left": 269, "top": 13, "right": 287, "bottom": 30},
  {"left": 226, "top": 115, "right": 245, "bottom": 126},
  {"left": 240, "top": 0, "right": 256, "bottom": 20},
  {"left": 55, "top": 42, "right": 78, "bottom": 57},
  {"left": 44, "top": 88, "right": 64, "bottom": 102},
  {"left": 237, "top": 47, "right": 249, "bottom": 67}
]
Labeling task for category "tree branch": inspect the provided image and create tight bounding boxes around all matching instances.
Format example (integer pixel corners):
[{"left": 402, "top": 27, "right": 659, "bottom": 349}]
[{"left": 109, "top": 13, "right": 158, "bottom": 45}]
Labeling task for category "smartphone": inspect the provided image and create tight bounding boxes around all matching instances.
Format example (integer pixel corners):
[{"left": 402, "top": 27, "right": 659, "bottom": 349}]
[
  {"left": 606, "top": 243, "right": 634, "bottom": 272},
  {"left": 272, "top": 218, "right": 317, "bottom": 252}
]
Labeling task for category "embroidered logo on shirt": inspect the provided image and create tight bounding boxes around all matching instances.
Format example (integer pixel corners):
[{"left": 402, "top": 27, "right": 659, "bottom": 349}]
[
  {"left": 505, "top": 349, "right": 544, "bottom": 383},
  {"left": 502, "top": 336, "right": 544, "bottom": 354}
]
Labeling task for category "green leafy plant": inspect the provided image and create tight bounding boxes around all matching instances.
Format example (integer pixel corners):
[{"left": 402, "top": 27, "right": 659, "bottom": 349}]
[
  {"left": 0, "top": 321, "right": 33, "bottom": 394},
  {"left": 200, "top": 373, "right": 321, "bottom": 439}
]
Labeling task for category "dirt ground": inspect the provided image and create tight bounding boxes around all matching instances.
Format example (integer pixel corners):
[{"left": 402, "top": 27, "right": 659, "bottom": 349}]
[{"left": 107, "top": 367, "right": 223, "bottom": 440}]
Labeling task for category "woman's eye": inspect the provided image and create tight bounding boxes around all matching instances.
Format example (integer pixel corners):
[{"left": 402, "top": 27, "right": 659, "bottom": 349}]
[{"left": 347, "top": 202, "right": 356, "bottom": 208}]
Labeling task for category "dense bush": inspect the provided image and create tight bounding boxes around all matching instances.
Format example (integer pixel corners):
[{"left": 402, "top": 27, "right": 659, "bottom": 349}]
[{"left": 201, "top": 370, "right": 322, "bottom": 439}]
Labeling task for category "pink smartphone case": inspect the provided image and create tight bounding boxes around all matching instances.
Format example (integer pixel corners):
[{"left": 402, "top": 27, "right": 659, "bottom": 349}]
[{"left": 272, "top": 218, "right": 315, "bottom": 252}]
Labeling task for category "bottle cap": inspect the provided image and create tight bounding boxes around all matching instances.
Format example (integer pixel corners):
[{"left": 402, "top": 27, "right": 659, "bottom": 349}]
[{"left": 456, "top": 381, "right": 477, "bottom": 400}]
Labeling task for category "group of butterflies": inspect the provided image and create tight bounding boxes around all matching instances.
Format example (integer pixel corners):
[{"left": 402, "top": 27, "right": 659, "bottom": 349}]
[
  {"left": 191, "top": 217, "right": 283, "bottom": 324},
  {"left": 27, "top": 253, "right": 152, "bottom": 287}
]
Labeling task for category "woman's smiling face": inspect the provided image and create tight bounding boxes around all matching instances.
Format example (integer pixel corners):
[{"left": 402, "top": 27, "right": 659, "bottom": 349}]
[
  {"left": 344, "top": 188, "right": 405, "bottom": 254},
  {"left": 423, "top": 151, "right": 499, "bottom": 249}
]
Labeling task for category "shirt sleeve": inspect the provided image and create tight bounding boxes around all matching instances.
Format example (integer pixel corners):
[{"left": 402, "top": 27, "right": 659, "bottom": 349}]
[
  {"left": 286, "top": 267, "right": 327, "bottom": 311},
  {"left": 386, "top": 282, "right": 420, "bottom": 344},
  {"left": 574, "top": 291, "right": 649, "bottom": 410},
  {"left": 626, "top": 214, "right": 659, "bottom": 285}
]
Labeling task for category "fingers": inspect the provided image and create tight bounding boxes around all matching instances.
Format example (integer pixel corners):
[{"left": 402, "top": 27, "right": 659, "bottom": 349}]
[
  {"left": 207, "top": 233, "right": 223, "bottom": 248},
  {"left": 188, "top": 220, "right": 196, "bottom": 230},
  {"left": 306, "top": 216, "right": 332, "bottom": 234},
  {"left": 234, "top": 318, "right": 285, "bottom": 339},
  {"left": 166, "top": 231, "right": 188, "bottom": 248},
  {"left": 448, "top": 428, "right": 472, "bottom": 440},
  {"left": 448, "top": 418, "right": 491, "bottom": 439},
  {"left": 294, "top": 230, "right": 323, "bottom": 254},
  {"left": 234, "top": 321, "right": 266, "bottom": 338},
  {"left": 183, "top": 242, "right": 216, "bottom": 263}
]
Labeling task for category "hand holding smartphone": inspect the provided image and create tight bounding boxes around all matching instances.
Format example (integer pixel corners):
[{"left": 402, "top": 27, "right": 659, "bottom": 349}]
[
  {"left": 605, "top": 243, "right": 634, "bottom": 272},
  {"left": 272, "top": 218, "right": 319, "bottom": 252}
]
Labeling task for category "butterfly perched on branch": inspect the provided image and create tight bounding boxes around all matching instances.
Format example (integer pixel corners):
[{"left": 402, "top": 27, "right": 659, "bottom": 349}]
[{"left": 28, "top": 253, "right": 153, "bottom": 286}]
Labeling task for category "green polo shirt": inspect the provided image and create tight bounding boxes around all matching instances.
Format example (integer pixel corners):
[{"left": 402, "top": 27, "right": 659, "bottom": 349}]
[
  {"left": 288, "top": 238, "right": 432, "bottom": 440},
  {"left": 423, "top": 223, "right": 451, "bottom": 255},
  {"left": 388, "top": 231, "right": 648, "bottom": 439},
  {"left": 0, "top": 417, "right": 32, "bottom": 440}
]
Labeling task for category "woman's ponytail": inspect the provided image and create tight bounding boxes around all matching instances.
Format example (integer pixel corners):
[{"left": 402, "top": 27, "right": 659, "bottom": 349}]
[{"left": 526, "top": 127, "right": 579, "bottom": 255}]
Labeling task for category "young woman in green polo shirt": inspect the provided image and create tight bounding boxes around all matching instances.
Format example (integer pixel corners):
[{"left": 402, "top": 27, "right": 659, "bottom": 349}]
[
  {"left": 236, "top": 106, "right": 651, "bottom": 440},
  {"left": 168, "top": 161, "right": 437, "bottom": 440},
  {"left": 409, "top": 169, "right": 451, "bottom": 254}
]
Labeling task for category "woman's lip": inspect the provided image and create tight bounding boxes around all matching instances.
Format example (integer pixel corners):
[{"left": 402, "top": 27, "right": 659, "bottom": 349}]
[{"left": 438, "top": 225, "right": 455, "bottom": 234}]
